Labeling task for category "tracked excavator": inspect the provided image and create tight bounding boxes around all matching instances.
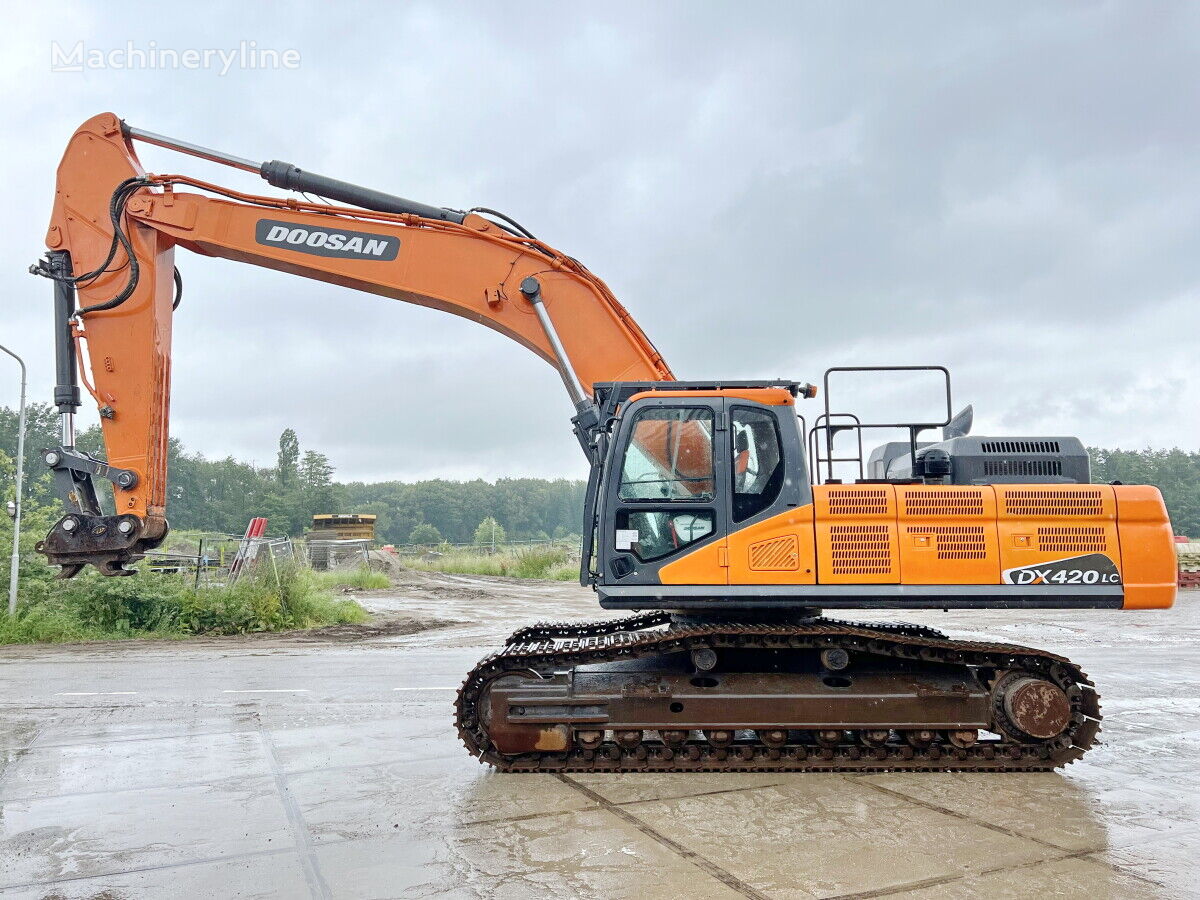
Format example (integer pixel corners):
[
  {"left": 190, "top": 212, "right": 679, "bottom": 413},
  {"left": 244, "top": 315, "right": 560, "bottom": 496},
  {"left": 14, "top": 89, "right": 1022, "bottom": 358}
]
[{"left": 31, "top": 114, "right": 1177, "bottom": 773}]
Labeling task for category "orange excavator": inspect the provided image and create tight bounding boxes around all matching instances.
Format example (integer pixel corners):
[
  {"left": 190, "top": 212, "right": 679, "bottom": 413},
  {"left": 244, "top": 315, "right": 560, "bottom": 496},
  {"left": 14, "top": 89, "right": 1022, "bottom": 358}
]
[{"left": 32, "top": 113, "right": 1177, "bottom": 772}]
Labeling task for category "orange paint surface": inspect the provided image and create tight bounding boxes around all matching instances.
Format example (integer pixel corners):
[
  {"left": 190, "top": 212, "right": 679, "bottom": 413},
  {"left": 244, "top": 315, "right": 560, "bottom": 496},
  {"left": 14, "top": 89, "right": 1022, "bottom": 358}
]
[{"left": 659, "top": 483, "right": 1175, "bottom": 607}]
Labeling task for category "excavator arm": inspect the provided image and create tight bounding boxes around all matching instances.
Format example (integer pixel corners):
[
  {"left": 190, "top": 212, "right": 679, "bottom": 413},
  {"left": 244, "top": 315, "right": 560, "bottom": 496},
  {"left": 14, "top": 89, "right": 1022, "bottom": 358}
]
[{"left": 34, "top": 113, "right": 674, "bottom": 575}]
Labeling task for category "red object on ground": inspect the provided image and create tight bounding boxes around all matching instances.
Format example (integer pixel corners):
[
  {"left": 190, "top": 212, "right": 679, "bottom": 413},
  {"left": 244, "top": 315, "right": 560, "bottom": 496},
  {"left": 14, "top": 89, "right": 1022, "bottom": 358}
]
[{"left": 231, "top": 517, "right": 269, "bottom": 576}]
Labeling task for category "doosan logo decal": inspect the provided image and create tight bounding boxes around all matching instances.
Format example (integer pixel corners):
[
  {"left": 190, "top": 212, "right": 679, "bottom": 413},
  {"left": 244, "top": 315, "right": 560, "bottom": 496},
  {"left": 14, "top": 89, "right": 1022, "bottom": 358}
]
[
  {"left": 1002, "top": 553, "right": 1121, "bottom": 586},
  {"left": 254, "top": 219, "right": 400, "bottom": 260}
]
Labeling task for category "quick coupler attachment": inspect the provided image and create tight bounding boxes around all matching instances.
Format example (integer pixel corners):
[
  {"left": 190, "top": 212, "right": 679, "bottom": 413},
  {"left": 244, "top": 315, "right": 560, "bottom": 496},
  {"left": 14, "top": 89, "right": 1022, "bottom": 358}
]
[{"left": 37, "top": 513, "right": 168, "bottom": 578}]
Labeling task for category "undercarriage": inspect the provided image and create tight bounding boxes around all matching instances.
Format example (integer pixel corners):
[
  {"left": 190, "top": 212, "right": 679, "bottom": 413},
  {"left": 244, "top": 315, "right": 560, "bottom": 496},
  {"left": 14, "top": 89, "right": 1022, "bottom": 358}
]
[{"left": 455, "top": 613, "right": 1101, "bottom": 773}]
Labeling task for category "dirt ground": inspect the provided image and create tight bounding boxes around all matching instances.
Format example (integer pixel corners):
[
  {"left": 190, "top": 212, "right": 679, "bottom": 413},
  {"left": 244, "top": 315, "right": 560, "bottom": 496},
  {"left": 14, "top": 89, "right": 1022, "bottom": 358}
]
[{"left": 0, "top": 571, "right": 1196, "bottom": 899}]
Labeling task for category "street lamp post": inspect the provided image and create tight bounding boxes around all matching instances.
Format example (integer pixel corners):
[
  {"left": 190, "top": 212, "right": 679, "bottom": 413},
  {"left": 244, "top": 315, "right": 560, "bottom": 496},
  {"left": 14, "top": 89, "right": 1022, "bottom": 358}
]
[{"left": 0, "top": 344, "right": 26, "bottom": 616}]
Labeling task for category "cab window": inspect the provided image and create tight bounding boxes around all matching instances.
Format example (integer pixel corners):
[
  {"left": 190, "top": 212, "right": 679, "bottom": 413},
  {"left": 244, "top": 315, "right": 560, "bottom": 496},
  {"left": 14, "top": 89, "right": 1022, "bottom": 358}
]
[
  {"left": 731, "top": 407, "right": 783, "bottom": 522},
  {"left": 619, "top": 407, "right": 714, "bottom": 501},
  {"left": 615, "top": 509, "right": 715, "bottom": 562}
]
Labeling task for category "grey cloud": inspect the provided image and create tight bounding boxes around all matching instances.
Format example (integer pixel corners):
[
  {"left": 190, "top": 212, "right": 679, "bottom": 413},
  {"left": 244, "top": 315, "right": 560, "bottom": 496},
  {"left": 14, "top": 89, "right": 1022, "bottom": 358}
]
[{"left": 0, "top": 1, "right": 1196, "bottom": 486}]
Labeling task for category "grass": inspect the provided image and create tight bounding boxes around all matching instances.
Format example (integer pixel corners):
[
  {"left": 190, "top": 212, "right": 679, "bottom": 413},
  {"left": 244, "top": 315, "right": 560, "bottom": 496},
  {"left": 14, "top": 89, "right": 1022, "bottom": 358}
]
[
  {"left": 0, "top": 564, "right": 369, "bottom": 645},
  {"left": 408, "top": 545, "right": 578, "bottom": 581},
  {"left": 312, "top": 567, "right": 391, "bottom": 590}
]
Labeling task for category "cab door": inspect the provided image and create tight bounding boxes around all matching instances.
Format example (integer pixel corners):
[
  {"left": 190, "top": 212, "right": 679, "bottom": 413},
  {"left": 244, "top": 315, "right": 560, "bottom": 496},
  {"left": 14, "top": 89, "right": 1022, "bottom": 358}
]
[
  {"left": 598, "top": 397, "right": 729, "bottom": 585},
  {"left": 724, "top": 402, "right": 817, "bottom": 585}
]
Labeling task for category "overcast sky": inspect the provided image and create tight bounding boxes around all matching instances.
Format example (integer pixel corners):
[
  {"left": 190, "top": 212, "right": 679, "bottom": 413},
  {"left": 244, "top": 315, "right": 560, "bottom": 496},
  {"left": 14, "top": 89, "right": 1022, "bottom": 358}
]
[{"left": 1, "top": 2, "right": 1197, "bottom": 485}]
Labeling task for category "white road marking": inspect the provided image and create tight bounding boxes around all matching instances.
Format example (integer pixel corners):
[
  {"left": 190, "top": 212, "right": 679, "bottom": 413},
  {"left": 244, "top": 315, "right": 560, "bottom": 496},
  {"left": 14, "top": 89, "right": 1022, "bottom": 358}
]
[
  {"left": 56, "top": 691, "right": 138, "bottom": 696},
  {"left": 392, "top": 686, "right": 457, "bottom": 691},
  {"left": 222, "top": 689, "right": 311, "bottom": 694}
]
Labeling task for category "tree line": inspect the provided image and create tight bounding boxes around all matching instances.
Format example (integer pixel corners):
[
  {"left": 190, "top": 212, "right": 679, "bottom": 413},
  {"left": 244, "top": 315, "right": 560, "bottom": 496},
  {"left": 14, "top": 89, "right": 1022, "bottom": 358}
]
[
  {"left": 0, "top": 404, "right": 585, "bottom": 543},
  {"left": 1, "top": 403, "right": 1196, "bottom": 540},
  {"left": 1088, "top": 447, "right": 1199, "bottom": 538}
]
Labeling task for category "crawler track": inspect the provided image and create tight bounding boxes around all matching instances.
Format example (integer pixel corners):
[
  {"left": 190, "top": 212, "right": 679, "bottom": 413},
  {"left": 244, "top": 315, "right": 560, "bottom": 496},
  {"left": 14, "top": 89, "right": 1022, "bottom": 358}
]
[
  {"left": 504, "top": 611, "right": 672, "bottom": 645},
  {"left": 456, "top": 615, "right": 1101, "bottom": 773}
]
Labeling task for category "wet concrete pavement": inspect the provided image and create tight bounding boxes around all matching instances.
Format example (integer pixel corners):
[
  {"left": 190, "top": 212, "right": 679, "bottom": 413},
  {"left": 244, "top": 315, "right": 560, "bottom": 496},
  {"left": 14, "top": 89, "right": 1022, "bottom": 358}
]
[{"left": 0, "top": 572, "right": 1196, "bottom": 899}]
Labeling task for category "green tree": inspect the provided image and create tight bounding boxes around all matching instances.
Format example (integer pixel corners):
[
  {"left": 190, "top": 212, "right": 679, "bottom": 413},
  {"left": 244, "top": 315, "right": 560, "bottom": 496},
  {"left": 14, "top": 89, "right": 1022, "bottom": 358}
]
[
  {"left": 300, "top": 450, "right": 335, "bottom": 516},
  {"left": 408, "top": 522, "right": 443, "bottom": 546},
  {"left": 300, "top": 450, "right": 333, "bottom": 489},
  {"left": 473, "top": 516, "right": 506, "bottom": 548},
  {"left": 276, "top": 428, "right": 300, "bottom": 486},
  {"left": 1090, "top": 446, "right": 1200, "bottom": 537},
  {"left": 0, "top": 405, "right": 597, "bottom": 543},
  {"left": 0, "top": 403, "right": 61, "bottom": 509},
  {"left": 0, "top": 448, "right": 60, "bottom": 597}
]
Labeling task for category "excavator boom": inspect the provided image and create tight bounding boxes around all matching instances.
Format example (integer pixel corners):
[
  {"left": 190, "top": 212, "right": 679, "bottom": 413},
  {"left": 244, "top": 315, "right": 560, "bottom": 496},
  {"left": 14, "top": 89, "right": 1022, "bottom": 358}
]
[{"left": 36, "top": 112, "right": 672, "bottom": 574}]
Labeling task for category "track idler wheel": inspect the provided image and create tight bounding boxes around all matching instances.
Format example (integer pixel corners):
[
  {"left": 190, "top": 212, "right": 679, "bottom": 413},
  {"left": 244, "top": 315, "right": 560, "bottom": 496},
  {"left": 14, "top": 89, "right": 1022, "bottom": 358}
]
[{"left": 994, "top": 673, "right": 1072, "bottom": 740}]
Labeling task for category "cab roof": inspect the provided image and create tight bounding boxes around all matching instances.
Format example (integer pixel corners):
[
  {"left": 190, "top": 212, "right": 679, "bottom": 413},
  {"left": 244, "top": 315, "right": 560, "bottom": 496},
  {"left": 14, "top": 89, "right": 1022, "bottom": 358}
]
[{"left": 592, "top": 380, "right": 815, "bottom": 420}]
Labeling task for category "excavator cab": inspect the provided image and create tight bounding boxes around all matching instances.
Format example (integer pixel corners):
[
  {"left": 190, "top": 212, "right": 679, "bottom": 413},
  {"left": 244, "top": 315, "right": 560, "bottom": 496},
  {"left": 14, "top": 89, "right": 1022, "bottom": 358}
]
[{"left": 585, "top": 382, "right": 810, "bottom": 589}]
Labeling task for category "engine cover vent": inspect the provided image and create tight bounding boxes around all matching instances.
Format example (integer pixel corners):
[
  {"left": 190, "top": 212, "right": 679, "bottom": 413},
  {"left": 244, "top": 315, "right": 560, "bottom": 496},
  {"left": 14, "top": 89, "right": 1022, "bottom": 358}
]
[
  {"left": 982, "top": 440, "right": 1061, "bottom": 454},
  {"left": 1037, "top": 526, "right": 1107, "bottom": 553},
  {"left": 827, "top": 488, "right": 889, "bottom": 516},
  {"left": 829, "top": 524, "right": 893, "bottom": 575},
  {"left": 907, "top": 525, "right": 988, "bottom": 560},
  {"left": 984, "top": 459, "right": 1063, "bottom": 478},
  {"left": 903, "top": 488, "right": 985, "bottom": 517},
  {"left": 1004, "top": 488, "right": 1103, "bottom": 517}
]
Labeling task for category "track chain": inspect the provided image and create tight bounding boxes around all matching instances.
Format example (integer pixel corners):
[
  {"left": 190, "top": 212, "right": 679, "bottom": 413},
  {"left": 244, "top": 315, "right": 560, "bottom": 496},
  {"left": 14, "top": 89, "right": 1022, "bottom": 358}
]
[
  {"left": 457, "top": 616, "right": 1100, "bottom": 773},
  {"left": 502, "top": 612, "right": 943, "bottom": 645},
  {"left": 503, "top": 611, "right": 672, "bottom": 645},
  {"left": 815, "top": 617, "right": 948, "bottom": 641}
]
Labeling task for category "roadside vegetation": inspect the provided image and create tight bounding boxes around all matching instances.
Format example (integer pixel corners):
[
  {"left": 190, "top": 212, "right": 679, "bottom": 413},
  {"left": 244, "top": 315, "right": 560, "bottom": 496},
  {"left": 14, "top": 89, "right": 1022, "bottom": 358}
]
[
  {"left": 407, "top": 544, "right": 578, "bottom": 581},
  {"left": 0, "top": 564, "right": 368, "bottom": 646},
  {"left": 312, "top": 566, "right": 391, "bottom": 590},
  {"left": 0, "top": 475, "right": 369, "bottom": 646}
]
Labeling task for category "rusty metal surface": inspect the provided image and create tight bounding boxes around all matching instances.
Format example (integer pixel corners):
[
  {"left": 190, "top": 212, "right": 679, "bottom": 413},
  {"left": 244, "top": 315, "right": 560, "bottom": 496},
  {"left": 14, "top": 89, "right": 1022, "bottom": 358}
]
[
  {"left": 456, "top": 617, "right": 1100, "bottom": 772},
  {"left": 997, "top": 673, "right": 1073, "bottom": 739},
  {"left": 490, "top": 669, "right": 991, "bottom": 734}
]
